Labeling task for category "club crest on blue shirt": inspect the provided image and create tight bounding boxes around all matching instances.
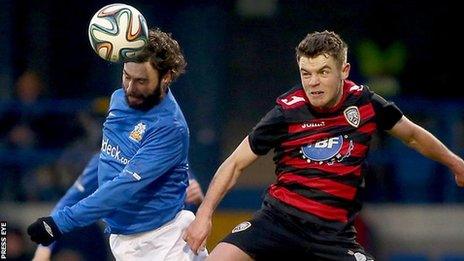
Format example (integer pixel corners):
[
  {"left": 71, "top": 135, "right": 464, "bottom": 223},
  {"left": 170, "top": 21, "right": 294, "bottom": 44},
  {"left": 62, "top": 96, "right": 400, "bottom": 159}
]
[
  {"left": 300, "top": 135, "right": 354, "bottom": 165},
  {"left": 129, "top": 122, "right": 147, "bottom": 142},
  {"left": 344, "top": 106, "right": 360, "bottom": 128}
]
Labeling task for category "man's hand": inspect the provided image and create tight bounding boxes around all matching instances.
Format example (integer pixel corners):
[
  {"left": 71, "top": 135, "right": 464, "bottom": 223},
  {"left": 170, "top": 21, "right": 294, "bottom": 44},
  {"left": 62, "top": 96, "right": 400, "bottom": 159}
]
[
  {"left": 186, "top": 179, "right": 204, "bottom": 206},
  {"left": 183, "top": 214, "right": 211, "bottom": 255},
  {"left": 450, "top": 157, "right": 464, "bottom": 187},
  {"left": 27, "top": 217, "right": 62, "bottom": 246}
]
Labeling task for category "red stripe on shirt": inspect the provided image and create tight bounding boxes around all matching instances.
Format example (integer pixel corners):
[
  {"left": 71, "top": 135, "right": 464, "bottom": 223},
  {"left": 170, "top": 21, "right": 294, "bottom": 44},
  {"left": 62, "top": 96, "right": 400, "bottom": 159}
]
[
  {"left": 269, "top": 185, "right": 348, "bottom": 222},
  {"left": 279, "top": 155, "right": 363, "bottom": 176},
  {"left": 359, "top": 103, "right": 376, "bottom": 121},
  {"left": 343, "top": 142, "right": 369, "bottom": 158},
  {"left": 357, "top": 121, "right": 377, "bottom": 135}
]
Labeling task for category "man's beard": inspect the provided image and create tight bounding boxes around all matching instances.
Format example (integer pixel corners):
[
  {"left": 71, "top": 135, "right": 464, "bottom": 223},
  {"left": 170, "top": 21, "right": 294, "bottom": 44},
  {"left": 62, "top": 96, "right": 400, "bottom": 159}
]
[{"left": 125, "top": 83, "right": 164, "bottom": 111}]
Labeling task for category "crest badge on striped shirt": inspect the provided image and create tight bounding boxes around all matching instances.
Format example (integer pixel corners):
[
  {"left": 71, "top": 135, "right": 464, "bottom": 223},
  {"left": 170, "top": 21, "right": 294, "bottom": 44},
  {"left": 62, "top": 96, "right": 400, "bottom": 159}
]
[{"left": 343, "top": 106, "right": 360, "bottom": 128}]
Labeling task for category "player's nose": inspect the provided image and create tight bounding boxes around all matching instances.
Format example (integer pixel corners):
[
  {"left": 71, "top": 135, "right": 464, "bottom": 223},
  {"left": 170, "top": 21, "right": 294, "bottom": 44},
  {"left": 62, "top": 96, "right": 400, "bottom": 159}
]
[
  {"left": 308, "top": 75, "right": 320, "bottom": 86},
  {"left": 126, "top": 81, "right": 136, "bottom": 94}
]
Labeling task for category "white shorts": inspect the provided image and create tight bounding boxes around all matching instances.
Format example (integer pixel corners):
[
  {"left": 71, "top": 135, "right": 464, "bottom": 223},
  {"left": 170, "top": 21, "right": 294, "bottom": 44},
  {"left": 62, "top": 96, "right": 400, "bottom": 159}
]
[{"left": 109, "top": 210, "right": 208, "bottom": 261}]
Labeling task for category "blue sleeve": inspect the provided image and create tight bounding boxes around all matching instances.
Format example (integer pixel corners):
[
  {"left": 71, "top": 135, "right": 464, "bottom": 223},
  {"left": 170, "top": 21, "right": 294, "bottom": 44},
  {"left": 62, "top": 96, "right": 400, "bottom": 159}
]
[
  {"left": 42, "top": 153, "right": 99, "bottom": 250},
  {"left": 52, "top": 125, "right": 187, "bottom": 233},
  {"left": 51, "top": 154, "right": 100, "bottom": 214}
]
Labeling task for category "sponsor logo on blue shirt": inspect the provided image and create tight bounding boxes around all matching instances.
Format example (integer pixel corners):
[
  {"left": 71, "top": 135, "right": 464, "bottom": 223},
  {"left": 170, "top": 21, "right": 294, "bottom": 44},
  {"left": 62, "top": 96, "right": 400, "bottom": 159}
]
[{"left": 101, "top": 138, "right": 130, "bottom": 165}]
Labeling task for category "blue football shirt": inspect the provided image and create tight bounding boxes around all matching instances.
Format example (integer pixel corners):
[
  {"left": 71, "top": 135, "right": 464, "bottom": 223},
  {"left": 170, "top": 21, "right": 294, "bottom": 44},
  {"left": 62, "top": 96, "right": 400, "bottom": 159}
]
[{"left": 52, "top": 88, "right": 190, "bottom": 234}]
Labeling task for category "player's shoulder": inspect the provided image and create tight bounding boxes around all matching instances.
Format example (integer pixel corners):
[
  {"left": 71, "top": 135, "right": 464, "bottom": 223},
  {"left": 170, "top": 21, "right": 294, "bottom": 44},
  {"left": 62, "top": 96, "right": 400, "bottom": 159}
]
[
  {"left": 108, "top": 88, "right": 125, "bottom": 109},
  {"left": 353, "top": 85, "right": 393, "bottom": 106},
  {"left": 344, "top": 81, "right": 376, "bottom": 106},
  {"left": 155, "top": 95, "right": 184, "bottom": 123},
  {"left": 275, "top": 85, "right": 308, "bottom": 110},
  {"left": 148, "top": 117, "right": 189, "bottom": 142},
  {"left": 111, "top": 88, "right": 125, "bottom": 100},
  {"left": 153, "top": 100, "right": 188, "bottom": 134},
  {"left": 345, "top": 80, "right": 371, "bottom": 96}
]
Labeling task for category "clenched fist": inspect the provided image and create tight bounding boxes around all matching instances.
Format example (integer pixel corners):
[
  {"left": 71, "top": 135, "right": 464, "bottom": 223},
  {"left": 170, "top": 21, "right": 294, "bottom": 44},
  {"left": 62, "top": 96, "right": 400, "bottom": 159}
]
[{"left": 27, "top": 217, "right": 62, "bottom": 246}]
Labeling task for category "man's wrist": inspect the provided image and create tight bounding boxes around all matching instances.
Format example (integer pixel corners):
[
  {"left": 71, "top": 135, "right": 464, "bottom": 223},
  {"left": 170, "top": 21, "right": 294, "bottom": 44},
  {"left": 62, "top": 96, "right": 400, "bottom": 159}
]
[
  {"left": 446, "top": 154, "right": 463, "bottom": 170},
  {"left": 196, "top": 205, "right": 213, "bottom": 219}
]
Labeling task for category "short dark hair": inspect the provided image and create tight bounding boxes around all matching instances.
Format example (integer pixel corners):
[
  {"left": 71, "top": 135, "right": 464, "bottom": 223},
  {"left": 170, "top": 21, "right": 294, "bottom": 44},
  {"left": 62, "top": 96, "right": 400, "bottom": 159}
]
[
  {"left": 296, "top": 30, "right": 348, "bottom": 67},
  {"left": 132, "top": 28, "right": 187, "bottom": 82}
]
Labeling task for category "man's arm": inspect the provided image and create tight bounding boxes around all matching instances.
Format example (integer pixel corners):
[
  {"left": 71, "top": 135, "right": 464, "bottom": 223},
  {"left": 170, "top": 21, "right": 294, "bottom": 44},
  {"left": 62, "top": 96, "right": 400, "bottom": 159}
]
[
  {"left": 388, "top": 116, "right": 464, "bottom": 186},
  {"left": 51, "top": 125, "right": 185, "bottom": 232},
  {"left": 31, "top": 153, "right": 100, "bottom": 260},
  {"left": 28, "top": 125, "right": 186, "bottom": 246},
  {"left": 52, "top": 154, "right": 100, "bottom": 213},
  {"left": 184, "top": 136, "right": 259, "bottom": 254}
]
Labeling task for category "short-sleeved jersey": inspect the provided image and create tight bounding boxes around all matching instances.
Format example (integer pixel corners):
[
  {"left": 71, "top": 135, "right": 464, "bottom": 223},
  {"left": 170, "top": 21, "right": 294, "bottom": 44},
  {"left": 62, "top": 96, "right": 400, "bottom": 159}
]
[{"left": 249, "top": 80, "right": 402, "bottom": 230}]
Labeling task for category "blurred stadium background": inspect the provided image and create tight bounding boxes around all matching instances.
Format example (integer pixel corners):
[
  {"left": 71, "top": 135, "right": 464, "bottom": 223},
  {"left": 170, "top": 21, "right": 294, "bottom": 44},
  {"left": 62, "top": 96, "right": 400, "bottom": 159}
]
[{"left": 1, "top": 0, "right": 463, "bottom": 260}]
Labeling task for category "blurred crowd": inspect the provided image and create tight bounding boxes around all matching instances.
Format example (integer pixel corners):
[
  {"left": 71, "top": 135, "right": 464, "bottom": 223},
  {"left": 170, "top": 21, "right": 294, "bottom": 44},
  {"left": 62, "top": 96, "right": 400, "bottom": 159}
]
[
  {"left": 0, "top": 71, "right": 111, "bottom": 260},
  {"left": 0, "top": 70, "right": 107, "bottom": 203}
]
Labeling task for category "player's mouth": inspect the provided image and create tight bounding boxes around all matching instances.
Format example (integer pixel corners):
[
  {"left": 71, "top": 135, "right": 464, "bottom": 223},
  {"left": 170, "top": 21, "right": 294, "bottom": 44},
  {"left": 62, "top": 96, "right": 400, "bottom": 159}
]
[
  {"left": 127, "top": 95, "right": 143, "bottom": 104},
  {"left": 310, "top": 91, "right": 324, "bottom": 97}
]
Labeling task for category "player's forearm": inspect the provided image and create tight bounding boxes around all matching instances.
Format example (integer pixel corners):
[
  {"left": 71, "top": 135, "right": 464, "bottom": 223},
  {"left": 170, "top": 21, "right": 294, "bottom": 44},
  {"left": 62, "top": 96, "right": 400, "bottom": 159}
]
[
  {"left": 52, "top": 171, "right": 151, "bottom": 232},
  {"left": 52, "top": 186, "right": 89, "bottom": 214},
  {"left": 196, "top": 157, "right": 242, "bottom": 218},
  {"left": 32, "top": 244, "right": 52, "bottom": 261},
  {"left": 196, "top": 136, "right": 258, "bottom": 219},
  {"left": 407, "top": 125, "right": 460, "bottom": 168}
]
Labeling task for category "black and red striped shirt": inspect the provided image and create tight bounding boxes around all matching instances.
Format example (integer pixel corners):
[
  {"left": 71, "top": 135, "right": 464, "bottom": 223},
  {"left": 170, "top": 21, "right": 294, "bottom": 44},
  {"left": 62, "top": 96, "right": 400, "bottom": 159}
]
[{"left": 248, "top": 80, "right": 403, "bottom": 230}]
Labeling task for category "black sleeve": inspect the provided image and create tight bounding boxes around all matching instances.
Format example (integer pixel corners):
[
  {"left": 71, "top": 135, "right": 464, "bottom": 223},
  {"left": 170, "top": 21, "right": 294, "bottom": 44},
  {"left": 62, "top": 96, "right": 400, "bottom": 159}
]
[
  {"left": 248, "top": 106, "right": 286, "bottom": 155},
  {"left": 371, "top": 93, "right": 403, "bottom": 130}
]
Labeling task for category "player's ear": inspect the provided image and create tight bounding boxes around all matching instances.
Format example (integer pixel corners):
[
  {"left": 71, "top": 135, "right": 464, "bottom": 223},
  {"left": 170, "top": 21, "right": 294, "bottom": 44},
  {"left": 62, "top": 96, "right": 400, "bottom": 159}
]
[
  {"left": 341, "top": 63, "right": 350, "bottom": 80},
  {"left": 161, "top": 71, "right": 173, "bottom": 86}
]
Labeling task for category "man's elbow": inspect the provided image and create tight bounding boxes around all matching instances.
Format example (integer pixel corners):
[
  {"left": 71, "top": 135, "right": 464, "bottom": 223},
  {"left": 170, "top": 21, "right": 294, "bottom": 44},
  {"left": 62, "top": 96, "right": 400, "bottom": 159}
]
[{"left": 399, "top": 129, "right": 418, "bottom": 147}]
